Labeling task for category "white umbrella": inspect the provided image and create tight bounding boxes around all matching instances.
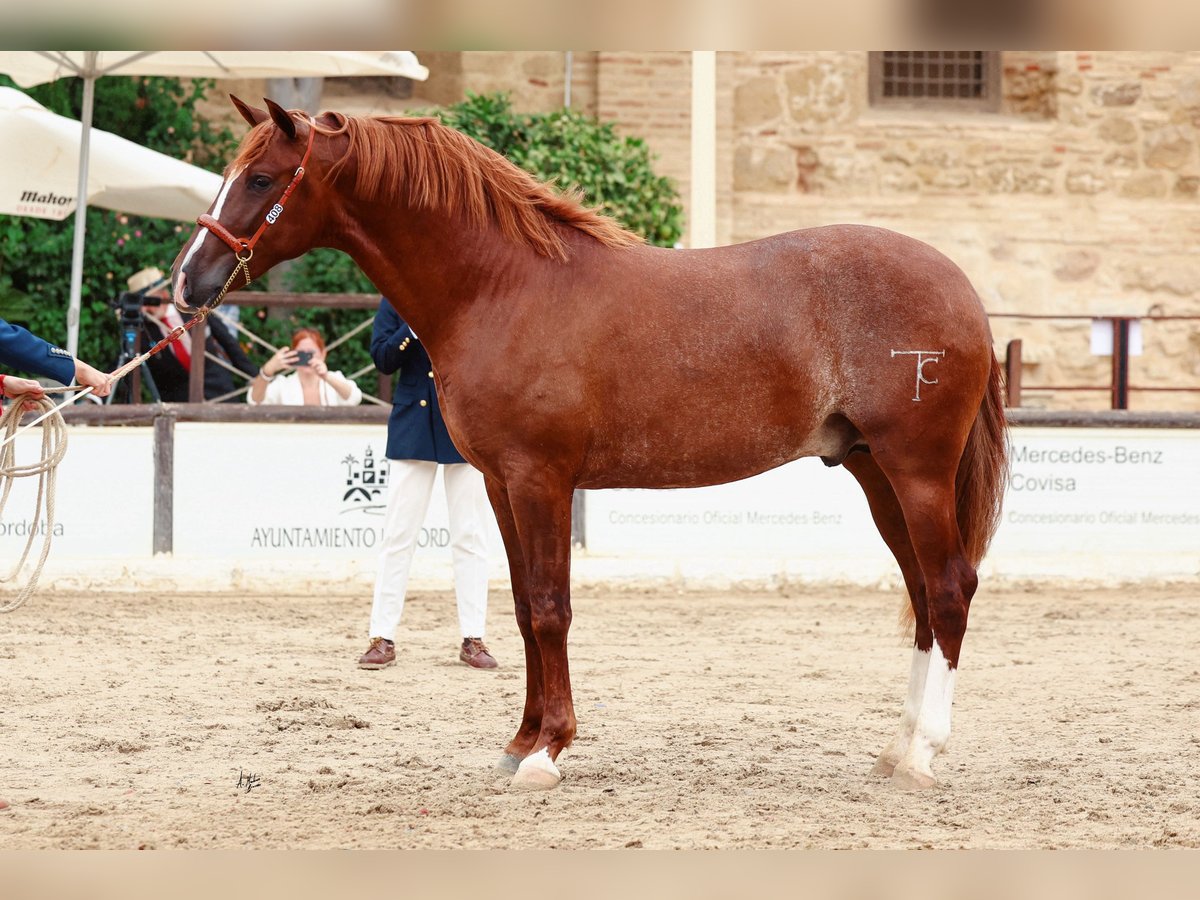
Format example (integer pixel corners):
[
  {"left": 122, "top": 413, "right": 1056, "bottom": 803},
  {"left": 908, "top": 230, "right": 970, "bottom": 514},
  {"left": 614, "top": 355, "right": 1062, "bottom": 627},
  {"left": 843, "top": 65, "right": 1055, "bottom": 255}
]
[
  {"left": 0, "top": 86, "right": 222, "bottom": 222},
  {"left": 0, "top": 51, "right": 428, "bottom": 357}
]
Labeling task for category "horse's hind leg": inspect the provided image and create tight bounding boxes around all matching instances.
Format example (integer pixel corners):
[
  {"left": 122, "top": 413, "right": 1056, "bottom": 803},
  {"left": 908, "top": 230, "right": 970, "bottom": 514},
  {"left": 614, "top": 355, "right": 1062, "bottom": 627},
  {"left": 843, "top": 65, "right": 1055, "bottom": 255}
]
[
  {"left": 843, "top": 452, "right": 931, "bottom": 779},
  {"left": 873, "top": 459, "right": 978, "bottom": 790},
  {"left": 483, "top": 476, "right": 543, "bottom": 774}
]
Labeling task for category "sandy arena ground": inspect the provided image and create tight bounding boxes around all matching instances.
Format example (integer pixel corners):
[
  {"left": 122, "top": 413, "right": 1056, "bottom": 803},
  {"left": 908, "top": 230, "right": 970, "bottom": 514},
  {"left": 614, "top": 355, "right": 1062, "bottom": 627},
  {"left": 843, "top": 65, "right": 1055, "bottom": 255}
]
[{"left": 0, "top": 583, "right": 1197, "bottom": 849}]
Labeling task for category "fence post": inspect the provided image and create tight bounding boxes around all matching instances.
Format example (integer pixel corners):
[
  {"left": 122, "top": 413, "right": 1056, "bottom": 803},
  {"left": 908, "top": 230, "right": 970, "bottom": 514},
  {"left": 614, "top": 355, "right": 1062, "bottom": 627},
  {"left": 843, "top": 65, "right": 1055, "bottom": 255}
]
[
  {"left": 571, "top": 489, "right": 586, "bottom": 549},
  {"left": 1005, "top": 339, "right": 1023, "bottom": 407},
  {"left": 187, "top": 316, "right": 207, "bottom": 404},
  {"left": 1111, "top": 318, "right": 1131, "bottom": 410},
  {"left": 153, "top": 410, "right": 176, "bottom": 555}
]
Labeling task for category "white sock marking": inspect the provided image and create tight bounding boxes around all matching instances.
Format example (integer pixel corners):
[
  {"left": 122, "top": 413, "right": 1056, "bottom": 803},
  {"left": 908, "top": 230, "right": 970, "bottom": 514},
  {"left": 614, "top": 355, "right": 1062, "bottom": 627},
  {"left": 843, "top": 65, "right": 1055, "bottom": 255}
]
[
  {"left": 899, "top": 637, "right": 957, "bottom": 777},
  {"left": 878, "top": 646, "right": 931, "bottom": 767},
  {"left": 516, "top": 748, "right": 560, "bottom": 779},
  {"left": 902, "top": 646, "right": 932, "bottom": 733}
]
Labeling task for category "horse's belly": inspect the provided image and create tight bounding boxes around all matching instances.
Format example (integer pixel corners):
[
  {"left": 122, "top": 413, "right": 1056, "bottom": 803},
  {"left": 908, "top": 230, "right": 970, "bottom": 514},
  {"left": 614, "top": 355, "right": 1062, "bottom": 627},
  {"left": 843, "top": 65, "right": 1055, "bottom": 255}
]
[{"left": 576, "top": 411, "right": 850, "bottom": 490}]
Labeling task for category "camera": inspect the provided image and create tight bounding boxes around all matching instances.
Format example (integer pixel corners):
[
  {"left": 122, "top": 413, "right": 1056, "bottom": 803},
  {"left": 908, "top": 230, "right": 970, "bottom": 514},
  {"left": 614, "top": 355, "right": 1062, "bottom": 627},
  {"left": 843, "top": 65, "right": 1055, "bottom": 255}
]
[
  {"left": 295, "top": 350, "right": 314, "bottom": 367},
  {"left": 110, "top": 290, "right": 165, "bottom": 323}
]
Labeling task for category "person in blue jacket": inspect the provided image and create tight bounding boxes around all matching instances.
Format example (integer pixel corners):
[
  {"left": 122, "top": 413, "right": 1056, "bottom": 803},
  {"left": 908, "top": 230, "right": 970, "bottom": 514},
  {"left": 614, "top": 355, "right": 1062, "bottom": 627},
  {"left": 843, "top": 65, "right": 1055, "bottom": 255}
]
[
  {"left": 0, "top": 318, "right": 112, "bottom": 400},
  {"left": 357, "top": 297, "right": 498, "bottom": 671}
]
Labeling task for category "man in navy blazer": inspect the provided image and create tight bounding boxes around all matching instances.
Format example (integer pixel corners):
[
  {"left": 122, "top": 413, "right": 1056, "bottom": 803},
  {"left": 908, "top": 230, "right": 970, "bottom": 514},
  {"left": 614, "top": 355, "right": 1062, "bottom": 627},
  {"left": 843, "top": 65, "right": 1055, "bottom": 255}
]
[
  {"left": 0, "top": 317, "right": 112, "bottom": 399},
  {"left": 357, "top": 297, "right": 498, "bottom": 670}
]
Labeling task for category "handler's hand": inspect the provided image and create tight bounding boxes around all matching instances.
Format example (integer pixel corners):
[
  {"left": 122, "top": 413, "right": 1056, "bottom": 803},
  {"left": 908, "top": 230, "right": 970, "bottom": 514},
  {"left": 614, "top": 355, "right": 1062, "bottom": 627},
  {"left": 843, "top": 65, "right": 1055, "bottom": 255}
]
[
  {"left": 2, "top": 375, "right": 47, "bottom": 412},
  {"left": 74, "top": 359, "right": 112, "bottom": 398}
]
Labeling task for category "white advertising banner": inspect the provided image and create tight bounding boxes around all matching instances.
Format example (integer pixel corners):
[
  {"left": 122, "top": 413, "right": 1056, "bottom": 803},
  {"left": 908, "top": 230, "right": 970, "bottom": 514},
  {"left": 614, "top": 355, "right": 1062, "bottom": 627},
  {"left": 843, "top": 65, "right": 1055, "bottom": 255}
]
[
  {"left": 991, "top": 427, "right": 1200, "bottom": 578},
  {"left": 583, "top": 427, "right": 1200, "bottom": 583},
  {"left": 3, "top": 422, "right": 1198, "bottom": 590},
  {"left": 171, "top": 422, "right": 505, "bottom": 562},
  {"left": 583, "top": 459, "right": 890, "bottom": 574},
  {"left": 0, "top": 425, "right": 153, "bottom": 562}
]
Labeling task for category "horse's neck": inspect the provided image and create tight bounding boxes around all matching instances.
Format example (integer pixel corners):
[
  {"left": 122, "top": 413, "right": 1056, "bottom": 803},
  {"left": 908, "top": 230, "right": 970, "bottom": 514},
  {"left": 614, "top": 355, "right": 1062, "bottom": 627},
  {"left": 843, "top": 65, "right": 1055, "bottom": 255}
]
[{"left": 331, "top": 204, "right": 554, "bottom": 350}]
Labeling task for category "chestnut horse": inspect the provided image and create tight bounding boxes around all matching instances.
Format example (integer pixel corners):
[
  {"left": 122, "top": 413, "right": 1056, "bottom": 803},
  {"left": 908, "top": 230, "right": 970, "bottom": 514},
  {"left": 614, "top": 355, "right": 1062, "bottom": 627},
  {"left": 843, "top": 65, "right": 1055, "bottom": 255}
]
[{"left": 171, "top": 98, "right": 1007, "bottom": 791}]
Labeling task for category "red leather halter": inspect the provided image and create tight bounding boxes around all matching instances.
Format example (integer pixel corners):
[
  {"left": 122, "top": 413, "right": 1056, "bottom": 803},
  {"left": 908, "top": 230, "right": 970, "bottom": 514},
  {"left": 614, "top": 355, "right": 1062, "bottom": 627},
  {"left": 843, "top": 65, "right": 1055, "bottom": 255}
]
[{"left": 192, "top": 119, "right": 316, "bottom": 306}]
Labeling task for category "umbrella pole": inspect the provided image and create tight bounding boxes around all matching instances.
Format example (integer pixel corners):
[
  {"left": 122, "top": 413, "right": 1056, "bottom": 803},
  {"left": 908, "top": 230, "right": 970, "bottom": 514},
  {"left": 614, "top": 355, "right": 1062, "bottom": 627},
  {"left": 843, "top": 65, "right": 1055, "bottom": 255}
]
[{"left": 66, "top": 53, "right": 98, "bottom": 359}]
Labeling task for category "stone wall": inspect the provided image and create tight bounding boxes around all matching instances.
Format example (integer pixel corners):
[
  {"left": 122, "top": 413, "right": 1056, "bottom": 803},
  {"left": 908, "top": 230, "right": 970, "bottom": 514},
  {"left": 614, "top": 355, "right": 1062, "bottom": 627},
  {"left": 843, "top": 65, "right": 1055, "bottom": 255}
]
[{"left": 724, "top": 50, "right": 1200, "bottom": 410}]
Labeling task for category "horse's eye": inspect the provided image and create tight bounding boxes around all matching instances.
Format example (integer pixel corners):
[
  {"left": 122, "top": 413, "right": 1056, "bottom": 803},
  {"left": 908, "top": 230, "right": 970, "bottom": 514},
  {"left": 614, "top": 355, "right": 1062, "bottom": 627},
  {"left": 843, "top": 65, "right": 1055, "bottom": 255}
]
[{"left": 249, "top": 175, "right": 272, "bottom": 191}]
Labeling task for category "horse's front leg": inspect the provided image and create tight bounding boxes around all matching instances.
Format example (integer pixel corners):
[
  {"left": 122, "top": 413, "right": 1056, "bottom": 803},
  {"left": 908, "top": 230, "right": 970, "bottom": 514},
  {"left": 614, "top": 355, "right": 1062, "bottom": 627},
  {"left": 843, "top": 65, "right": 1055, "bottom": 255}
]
[
  {"left": 483, "top": 477, "right": 543, "bottom": 774},
  {"left": 502, "top": 474, "right": 576, "bottom": 791}
]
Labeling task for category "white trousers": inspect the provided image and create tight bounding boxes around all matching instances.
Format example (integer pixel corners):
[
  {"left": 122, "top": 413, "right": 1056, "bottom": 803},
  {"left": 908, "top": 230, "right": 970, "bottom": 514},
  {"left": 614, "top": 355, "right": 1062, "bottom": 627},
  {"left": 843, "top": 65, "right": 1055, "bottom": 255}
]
[{"left": 368, "top": 460, "right": 491, "bottom": 641}]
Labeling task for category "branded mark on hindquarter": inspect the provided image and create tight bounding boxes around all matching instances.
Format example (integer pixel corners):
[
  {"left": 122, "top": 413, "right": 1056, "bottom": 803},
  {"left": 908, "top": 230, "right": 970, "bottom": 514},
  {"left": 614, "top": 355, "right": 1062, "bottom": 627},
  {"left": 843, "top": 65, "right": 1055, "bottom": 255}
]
[{"left": 891, "top": 349, "right": 946, "bottom": 401}]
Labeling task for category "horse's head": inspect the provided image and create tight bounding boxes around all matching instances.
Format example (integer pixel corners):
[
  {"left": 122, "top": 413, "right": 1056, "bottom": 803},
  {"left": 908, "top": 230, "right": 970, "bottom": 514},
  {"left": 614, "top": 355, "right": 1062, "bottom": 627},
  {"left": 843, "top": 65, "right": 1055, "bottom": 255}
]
[{"left": 170, "top": 96, "right": 335, "bottom": 311}]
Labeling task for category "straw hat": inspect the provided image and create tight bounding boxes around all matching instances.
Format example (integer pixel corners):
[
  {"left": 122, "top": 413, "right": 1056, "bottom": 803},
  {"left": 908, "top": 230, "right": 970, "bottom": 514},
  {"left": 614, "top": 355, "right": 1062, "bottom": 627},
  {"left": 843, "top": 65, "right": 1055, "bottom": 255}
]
[{"left": 127, "top": 267, "right": 168, "bottom": 295}]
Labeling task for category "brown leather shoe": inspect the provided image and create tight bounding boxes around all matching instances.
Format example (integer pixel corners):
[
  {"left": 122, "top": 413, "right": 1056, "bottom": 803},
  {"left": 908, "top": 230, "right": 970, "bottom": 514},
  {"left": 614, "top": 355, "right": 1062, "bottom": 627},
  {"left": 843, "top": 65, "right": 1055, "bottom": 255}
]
[
  {"left": 358, "top": 637, "right": 395, "bottom": 670},
  {"left": 459, "top": 637, "right": 498, "bottom": 669}
]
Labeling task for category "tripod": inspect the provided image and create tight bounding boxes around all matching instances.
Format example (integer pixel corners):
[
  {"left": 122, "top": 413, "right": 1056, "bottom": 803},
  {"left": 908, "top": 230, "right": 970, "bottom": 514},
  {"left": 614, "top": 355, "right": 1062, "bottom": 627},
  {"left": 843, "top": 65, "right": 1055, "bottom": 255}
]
[{"left": 106, "top": 307, "right": 161, "bottom": 405}]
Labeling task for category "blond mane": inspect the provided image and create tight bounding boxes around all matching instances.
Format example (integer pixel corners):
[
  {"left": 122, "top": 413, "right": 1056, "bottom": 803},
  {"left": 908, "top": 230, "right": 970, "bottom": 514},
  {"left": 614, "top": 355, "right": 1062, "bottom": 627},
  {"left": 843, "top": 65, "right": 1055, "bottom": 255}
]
[{"left": 230, "top": 111, "right": 643, "bottom": 261}]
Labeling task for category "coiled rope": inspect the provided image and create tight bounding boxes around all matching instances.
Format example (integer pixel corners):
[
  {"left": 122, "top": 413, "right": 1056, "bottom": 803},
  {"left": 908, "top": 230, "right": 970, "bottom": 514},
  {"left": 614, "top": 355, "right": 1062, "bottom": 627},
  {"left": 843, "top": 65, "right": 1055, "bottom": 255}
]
[
  {"left": 0, "top": 306, "right": 213, "bottom": 612},
  {"left": 0, "top": 393, "right": 71, "bottom": 612}
]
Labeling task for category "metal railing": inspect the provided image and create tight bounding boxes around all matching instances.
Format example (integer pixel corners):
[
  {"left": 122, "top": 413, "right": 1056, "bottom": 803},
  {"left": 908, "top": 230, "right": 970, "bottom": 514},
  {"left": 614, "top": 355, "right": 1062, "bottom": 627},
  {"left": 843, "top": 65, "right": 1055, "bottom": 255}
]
[{"left": 992, "top": 313, "right": 1200, "bottom": 410}]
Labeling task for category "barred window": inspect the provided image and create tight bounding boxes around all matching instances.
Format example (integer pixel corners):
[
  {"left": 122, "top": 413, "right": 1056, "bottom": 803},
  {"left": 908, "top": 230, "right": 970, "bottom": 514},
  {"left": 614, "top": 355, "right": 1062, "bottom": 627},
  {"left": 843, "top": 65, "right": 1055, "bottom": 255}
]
[{"left": 869, "top": 51, "right": 1000, "bottom": 111}]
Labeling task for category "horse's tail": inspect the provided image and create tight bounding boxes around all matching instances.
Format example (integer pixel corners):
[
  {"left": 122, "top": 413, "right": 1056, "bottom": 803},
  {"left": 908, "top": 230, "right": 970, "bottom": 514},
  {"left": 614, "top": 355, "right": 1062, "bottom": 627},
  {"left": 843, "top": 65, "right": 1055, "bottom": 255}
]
[{"left": 955, "top": 353, "right": 1009, "bottom": 567}]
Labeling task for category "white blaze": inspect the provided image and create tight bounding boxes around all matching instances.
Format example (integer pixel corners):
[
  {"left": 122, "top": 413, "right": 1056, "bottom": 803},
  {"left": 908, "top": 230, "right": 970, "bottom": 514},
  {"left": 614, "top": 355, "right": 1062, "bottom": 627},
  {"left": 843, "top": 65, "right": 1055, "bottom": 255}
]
[{"left": 180, "top": 165, "right": 244, "bottom": 270}]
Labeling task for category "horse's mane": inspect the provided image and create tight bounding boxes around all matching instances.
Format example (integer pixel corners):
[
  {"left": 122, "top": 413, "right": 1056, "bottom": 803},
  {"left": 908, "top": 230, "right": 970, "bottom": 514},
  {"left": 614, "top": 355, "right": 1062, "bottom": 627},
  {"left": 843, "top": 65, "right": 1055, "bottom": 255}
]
[{"left": 231, "top": 110, "right": 643, "bottom": 261}]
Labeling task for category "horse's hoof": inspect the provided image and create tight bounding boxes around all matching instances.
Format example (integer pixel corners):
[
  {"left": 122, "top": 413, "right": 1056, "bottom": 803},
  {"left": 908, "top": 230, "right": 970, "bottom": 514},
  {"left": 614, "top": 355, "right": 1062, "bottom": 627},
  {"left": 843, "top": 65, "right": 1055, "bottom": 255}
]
[
  {"left": 496, "top": 753, "right": 522, "bottom": 774},
  {"left": 890, "top": 764, "right": 936, "bottom": 790},
  {"left": 870, "top": 756, "right": 898, "bottom": 778},
  {"left": 509, "top": 749, "right": 562, "bottom": 791}
]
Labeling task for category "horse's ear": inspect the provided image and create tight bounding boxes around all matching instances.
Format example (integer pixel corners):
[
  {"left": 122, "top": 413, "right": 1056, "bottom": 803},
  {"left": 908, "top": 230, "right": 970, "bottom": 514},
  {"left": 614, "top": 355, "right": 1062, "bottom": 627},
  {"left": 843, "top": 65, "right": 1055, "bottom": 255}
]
[
  {"left": 263, "top": 98, "right": 298, "bottom": 141},
  {"left": 229, "top": 94, "right": 268, "bottom": 127}
]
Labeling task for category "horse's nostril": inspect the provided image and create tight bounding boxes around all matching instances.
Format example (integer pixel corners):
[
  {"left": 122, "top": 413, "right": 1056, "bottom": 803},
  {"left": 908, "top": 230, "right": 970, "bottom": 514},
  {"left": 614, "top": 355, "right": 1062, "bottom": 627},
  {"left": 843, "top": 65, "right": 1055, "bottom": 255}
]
[{"left": 173, "top": 271, "right": 191, "bottom": 309}]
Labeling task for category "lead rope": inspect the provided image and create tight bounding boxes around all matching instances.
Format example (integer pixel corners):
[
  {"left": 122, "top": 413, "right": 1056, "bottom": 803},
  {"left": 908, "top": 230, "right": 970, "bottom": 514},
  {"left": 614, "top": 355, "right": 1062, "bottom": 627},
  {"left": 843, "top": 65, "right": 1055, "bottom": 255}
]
[{"left": 0, "top": 305, "right": 216, "bottom": 612}]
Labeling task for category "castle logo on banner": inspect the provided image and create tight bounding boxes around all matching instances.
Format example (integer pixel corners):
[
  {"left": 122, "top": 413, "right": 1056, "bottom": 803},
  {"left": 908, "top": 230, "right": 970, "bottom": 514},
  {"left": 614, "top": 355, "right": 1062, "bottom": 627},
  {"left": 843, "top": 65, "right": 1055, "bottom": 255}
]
[{"left": 341, "top": 446, "right": 389, "bottom": 515}]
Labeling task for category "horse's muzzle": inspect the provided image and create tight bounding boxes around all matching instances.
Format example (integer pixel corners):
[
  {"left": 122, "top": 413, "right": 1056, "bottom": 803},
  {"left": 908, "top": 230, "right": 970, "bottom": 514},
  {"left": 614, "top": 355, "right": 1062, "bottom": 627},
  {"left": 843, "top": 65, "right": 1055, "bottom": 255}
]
[{"left": 172, "top": 271, "right": 196, "bottom": 313}]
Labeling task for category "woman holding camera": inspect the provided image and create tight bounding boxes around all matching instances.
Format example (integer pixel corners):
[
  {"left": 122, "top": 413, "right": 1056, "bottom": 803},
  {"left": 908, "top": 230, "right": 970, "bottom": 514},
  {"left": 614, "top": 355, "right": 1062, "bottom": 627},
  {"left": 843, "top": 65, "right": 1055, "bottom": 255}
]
[{"left": 247, "top": 327, "right": 362, "bottom": 406}]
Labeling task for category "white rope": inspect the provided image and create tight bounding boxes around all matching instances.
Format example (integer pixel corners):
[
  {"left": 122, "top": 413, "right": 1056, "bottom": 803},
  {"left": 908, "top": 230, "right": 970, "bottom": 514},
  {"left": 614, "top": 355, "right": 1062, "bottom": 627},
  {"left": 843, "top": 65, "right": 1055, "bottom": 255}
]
[
  {"left": 221, "top": 311, "right": 280, "bottom": 354},
  {"left": 0, "top": 394, "right": 71, "bottom": 613},
  {"left": 322, "top": 314, "right": 374, "bottom": 354}
]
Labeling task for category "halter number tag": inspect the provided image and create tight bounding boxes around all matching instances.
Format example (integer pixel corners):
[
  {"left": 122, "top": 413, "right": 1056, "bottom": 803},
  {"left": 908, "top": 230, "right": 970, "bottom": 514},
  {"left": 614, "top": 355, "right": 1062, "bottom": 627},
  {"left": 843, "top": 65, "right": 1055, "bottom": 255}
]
[{"left": 265, "top": 203, "right": 285, "bottom": 225}]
